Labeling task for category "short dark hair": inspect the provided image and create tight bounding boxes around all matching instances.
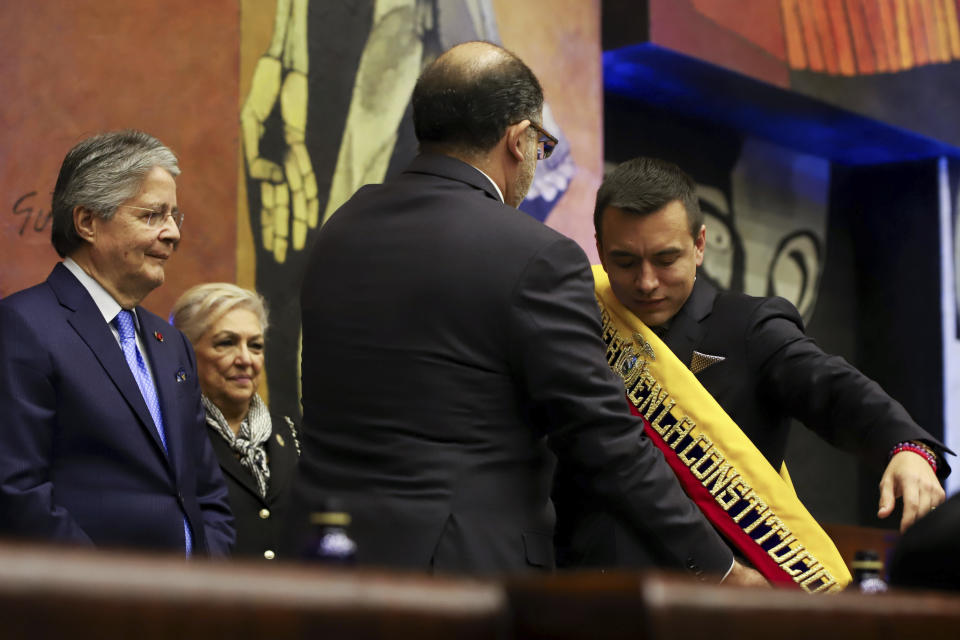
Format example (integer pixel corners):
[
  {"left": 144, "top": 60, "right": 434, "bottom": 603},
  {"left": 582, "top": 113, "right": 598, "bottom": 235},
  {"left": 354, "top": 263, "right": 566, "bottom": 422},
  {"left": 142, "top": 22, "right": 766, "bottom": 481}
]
[
  {"left": 594, "top": 157, "right": 703, "bottom": 243},
  {"left": 50, "top": 130, "right": 179, "bottom": 258},
  {"left": 412, "top": 43, "right": 543, "bottom": 154}
]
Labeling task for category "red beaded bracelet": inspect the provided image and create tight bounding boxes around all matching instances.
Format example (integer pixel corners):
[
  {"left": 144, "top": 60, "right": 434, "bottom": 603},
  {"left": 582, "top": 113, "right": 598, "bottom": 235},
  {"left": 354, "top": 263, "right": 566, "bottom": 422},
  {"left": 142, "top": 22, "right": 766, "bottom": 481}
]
[{"left": 889, "top": 441, "right": 938, "bottom": 474}]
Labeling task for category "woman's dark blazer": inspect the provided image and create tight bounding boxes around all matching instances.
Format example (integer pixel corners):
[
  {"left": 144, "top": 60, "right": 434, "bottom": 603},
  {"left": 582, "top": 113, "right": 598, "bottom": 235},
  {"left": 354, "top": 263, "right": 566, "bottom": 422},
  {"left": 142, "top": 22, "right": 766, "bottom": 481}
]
[{"left": 207, "top": 413, "right": 299, "bottom": 560}]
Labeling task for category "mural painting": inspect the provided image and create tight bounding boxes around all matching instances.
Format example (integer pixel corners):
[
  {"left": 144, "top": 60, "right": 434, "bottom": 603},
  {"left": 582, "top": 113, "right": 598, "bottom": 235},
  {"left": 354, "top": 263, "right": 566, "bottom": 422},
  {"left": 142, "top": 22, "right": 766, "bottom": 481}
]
[{"left": 239, "top": 0, "right": 597, "bottom": 417}]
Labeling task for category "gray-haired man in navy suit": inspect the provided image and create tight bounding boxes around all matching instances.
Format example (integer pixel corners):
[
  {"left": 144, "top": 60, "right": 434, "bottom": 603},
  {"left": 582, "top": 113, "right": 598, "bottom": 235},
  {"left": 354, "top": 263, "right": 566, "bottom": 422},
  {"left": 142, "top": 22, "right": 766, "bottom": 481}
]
[{"left": 0, "top": 130, "right": 234, "bottom": 555}]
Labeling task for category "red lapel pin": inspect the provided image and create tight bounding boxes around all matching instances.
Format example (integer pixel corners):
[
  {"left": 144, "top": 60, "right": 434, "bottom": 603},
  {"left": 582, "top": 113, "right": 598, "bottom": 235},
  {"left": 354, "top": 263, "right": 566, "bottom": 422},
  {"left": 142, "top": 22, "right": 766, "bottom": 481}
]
[{"left": 154, "top": 330, "right": 164, "bottom": 342}]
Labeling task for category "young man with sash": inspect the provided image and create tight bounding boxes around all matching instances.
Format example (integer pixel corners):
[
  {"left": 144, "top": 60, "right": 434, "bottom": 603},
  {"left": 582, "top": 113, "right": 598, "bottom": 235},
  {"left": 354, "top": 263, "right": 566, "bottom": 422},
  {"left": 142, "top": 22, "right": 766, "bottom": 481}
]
[{"left": 554, "top": 157, "right": 949, "bottom": 592}]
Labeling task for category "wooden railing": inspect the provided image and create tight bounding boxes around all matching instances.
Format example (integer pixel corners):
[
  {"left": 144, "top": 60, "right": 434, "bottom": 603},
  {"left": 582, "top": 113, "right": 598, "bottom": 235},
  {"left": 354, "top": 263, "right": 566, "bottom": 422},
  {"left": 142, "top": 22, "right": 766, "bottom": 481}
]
[{"left": 0, "top": 536, "right": 958, "bottom": 639}]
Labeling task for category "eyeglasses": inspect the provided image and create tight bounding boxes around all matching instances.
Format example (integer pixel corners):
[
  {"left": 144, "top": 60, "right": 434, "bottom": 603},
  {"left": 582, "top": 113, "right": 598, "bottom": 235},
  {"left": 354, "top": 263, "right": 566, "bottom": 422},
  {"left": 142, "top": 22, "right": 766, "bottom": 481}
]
[
  {"left": 528, "top": 120, "right": 558, "bottom": 160},
  {"left": 119, "top": 204, "right": 185, "bottom": 229}
]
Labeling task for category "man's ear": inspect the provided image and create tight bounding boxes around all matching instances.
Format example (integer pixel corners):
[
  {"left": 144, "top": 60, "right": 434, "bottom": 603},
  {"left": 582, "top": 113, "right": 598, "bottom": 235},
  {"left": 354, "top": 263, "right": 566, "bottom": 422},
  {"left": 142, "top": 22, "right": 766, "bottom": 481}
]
[
  {"left": 694, "top": 224, "right": 706, "bottom": 266},
  {"left": 504, "top": 119, "right": 531, "bottom": 163},
  {"left": 73, "top": 206, "right": 97, "bottom": 244}
]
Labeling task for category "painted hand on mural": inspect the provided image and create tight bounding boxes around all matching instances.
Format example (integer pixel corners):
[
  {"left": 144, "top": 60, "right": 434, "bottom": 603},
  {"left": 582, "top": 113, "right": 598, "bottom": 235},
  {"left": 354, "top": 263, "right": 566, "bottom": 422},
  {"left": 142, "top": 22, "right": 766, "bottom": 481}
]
[
  {"left": 322, "top": 0, "right": 576, "bottom": 225},
  {"left": 241, "top": 0, "right": 317, "bottom": 264},
  {"left": 321, "top": 0, "right": 429, "bottom": 224}
]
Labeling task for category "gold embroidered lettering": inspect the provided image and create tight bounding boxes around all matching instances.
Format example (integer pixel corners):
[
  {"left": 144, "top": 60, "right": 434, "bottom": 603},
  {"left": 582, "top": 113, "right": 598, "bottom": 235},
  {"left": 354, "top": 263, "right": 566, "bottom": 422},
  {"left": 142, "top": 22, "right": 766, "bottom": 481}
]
[
  {"left": 716, "top": 476, "right": 751, "bottom": 511},
  {"left": 627, "top": 371, "right": 655, "bottom": 407},
  {"left": 704, "top": 464, "right": 738, "bottom": 496},
  {"left": 802, "top": 572, "right": 838, "bottom": 594},
  {"left": 663, "top": 417, "right": 695, "bottom": 449},
  {"left": 780, "top": 549, "right": 815, "bottom": 577},
  {"left": 733, "top": 491, "right": 769, "bottom": 529},
  {"left": 636, "top": 381, "right": 664, "bottom": 415},
  {"left": 690, "top": 448, "right": 724, "bottom": 480},
  {"left": 752, "top": 515, "right": 785, "bottom": 545},
  {"left": 650, "top": 400, "right": 677, "bottom": 433},
  {"left": 794, "top": 561, "right": 824, "bottom": 583},
  {"left": 678, "top": 433, "right": 712, "bottom": 466},
  {"left": 768, "top": 537, "right": 801, "bottom": 564},
  {"left": 643, "top": 386, "right": 670, "bottom": 420}
]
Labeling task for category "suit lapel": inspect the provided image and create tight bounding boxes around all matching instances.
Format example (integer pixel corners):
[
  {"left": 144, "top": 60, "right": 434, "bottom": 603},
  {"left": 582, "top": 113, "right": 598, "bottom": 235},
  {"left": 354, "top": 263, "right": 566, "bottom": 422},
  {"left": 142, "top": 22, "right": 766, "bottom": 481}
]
[
  {"left": 48, "top": 265, "right": 168, "bottom": 458},
  {"left": 265, "top": 419, "right": 297, "bottom": 502},
  {"left": 662, "top": 277, "right": 717, "bottom": 369},
  {"left": 209, "top": 430, "right": 263, "bottom": 498},
  {"left": 208, "top": 416, "right": 298, "bottom": 502}
]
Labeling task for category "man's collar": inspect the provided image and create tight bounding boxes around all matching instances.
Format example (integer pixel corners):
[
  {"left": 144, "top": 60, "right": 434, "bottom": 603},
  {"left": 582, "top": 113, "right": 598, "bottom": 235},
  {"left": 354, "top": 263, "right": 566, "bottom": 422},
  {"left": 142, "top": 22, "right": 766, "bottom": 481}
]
[
  {"left": 62, "top": 257, "right": 140, "bottom": 329},
  {"left": 405, "top": 153, "right": 504, "bottom": 203},
  {"left": 473, "top": 166, "right": 504, "bottom": 203},
  {"left": 682, "top": 276, "right": 718, "bottom": 323}
]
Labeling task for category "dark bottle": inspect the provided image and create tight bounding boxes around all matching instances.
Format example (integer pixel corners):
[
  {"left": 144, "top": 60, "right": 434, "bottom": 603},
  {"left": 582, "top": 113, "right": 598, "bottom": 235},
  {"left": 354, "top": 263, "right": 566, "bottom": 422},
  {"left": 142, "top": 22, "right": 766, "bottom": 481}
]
[
  {"left": 301, "top": 504, "right": 357, "bottom": 565},
  {"left": 850, "top": 549, "right": 888, "bottom": 594}
]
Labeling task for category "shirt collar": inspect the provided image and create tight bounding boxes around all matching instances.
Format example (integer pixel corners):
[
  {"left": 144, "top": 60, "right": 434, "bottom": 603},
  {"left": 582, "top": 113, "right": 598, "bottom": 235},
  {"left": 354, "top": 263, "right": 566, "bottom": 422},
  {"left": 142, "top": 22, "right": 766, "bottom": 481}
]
[
  {"left": 62, "top": 257, "right": 140, "bottom": 330},
  {"left": 474, "top": 166, "right": 505, "bottom": 203}
]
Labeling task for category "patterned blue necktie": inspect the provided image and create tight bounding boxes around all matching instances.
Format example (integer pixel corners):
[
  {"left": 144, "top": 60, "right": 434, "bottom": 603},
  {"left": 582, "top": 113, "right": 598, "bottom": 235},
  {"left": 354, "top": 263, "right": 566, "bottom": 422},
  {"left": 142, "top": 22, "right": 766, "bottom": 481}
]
[{"left": 113, "top": 309, "right": 193, "bottom": 556}]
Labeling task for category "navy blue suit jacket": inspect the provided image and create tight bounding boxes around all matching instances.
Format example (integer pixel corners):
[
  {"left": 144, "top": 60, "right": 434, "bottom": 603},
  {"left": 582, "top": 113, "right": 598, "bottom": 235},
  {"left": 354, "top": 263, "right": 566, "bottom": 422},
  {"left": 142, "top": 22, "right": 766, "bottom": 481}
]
[{"left": 0, "top": 263, "right": 234, "bottom": 554}]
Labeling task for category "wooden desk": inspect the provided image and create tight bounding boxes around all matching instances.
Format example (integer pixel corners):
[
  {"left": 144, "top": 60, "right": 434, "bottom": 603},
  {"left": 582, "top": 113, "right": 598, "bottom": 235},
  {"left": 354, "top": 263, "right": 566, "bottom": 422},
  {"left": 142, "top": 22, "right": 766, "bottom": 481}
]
[
  {"left": 0, "top": 542, "right": 507, "bottom": 640},
  {"left": 2, "top": 541, "right": 959, "bottom": 639},
  {"left": 508, "top": 570, "right": 960, "bottom": 640}
]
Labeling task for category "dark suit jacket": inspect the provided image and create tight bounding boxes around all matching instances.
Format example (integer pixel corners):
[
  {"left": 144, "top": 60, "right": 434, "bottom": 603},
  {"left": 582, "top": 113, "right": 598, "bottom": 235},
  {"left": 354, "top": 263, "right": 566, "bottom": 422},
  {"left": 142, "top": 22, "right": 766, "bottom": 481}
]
[
  {"left": 209, "top": 413, "right": 298, "bottom": 559},
  {"left": 557, "top": 277, "right": 947, "bottom": 568},
  {"left": 290, "top": 153, "right": 732, "bottom": 577},
  {"left": 663, "top": 277, "right": 945, "bottom": 472},
  {"left": 889, "top": 491, "right": 960, "bottom": 591},
  {"left": 0, "top": 264, "right": 234, "bottom": 554}
]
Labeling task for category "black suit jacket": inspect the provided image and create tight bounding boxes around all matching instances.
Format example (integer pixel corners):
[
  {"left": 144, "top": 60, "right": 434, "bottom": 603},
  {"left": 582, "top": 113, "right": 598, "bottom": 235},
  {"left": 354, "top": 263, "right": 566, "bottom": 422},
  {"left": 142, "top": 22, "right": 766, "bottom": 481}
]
[
  {"left": 290, "top": 153, "right": 732, "bottom": 576},
  {"left": 208, "top": 413, "right": 298, "bottom": 559},
  {"left": 0, "top": 264, "right": 234, "bottom": 554},
  {"left": 557, "top": 277, "right": 948, "bottom": 568},
  {"left": 664, "top": 278, "right": 946, "bottom": 472}
]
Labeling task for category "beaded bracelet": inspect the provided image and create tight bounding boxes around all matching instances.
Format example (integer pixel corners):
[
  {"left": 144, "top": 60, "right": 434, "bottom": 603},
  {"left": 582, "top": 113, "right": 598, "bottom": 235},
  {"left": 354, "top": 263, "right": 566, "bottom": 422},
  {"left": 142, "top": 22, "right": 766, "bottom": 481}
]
[{"left": 889, "top": 440, "right": 938, "bottom": 474}]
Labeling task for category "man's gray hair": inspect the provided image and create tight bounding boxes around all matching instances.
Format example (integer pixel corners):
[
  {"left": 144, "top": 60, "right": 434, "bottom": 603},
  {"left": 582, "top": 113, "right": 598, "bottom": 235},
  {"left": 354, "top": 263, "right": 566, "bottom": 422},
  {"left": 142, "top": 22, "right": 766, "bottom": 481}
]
[{"left": 50, "top": 130, "right": 180, "bottom": 258}]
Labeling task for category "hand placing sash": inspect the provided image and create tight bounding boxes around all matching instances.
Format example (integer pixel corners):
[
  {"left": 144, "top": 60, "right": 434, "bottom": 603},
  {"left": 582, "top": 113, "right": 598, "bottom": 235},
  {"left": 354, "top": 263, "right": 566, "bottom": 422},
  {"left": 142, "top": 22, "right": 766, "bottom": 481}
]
[{"left": 594, "top": 265, "right": 851, "bottom": 593}]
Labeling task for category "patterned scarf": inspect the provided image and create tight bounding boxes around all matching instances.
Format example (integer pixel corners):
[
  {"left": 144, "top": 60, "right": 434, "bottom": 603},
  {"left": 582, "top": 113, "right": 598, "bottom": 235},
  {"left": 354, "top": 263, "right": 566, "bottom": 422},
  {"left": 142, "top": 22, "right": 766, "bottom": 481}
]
[{"left": 203, "top": 393, "right": 272, "bottom": 498}]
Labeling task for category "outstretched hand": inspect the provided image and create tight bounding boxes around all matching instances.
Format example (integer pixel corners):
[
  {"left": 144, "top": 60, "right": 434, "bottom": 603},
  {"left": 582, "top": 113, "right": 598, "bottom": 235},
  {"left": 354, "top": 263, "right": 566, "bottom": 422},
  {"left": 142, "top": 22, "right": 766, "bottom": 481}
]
[{"left": 877, "top": 450, "right": 944, "bottom": 532}]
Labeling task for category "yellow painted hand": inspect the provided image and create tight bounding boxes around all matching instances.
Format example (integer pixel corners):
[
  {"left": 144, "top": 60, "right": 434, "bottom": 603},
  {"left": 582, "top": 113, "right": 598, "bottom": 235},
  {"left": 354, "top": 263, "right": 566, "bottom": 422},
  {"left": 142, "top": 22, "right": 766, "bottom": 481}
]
[{"left": 240, "top": 0, "right": 315, "bottom": 264}]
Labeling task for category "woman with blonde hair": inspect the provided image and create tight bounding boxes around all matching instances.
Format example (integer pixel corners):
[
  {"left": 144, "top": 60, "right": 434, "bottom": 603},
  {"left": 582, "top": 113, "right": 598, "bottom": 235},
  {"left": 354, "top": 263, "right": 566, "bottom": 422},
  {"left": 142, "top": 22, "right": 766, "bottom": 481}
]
[{"left": 172, "top": 283, "right": 299, "bottom": 560}]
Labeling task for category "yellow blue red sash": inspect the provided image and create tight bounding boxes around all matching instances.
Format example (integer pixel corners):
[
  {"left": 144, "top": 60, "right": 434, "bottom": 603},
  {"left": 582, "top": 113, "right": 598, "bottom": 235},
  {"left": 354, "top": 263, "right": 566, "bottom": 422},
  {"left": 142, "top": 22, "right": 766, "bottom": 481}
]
[{"left": 594, "top": 265, "right": 851, "bottom": 592}]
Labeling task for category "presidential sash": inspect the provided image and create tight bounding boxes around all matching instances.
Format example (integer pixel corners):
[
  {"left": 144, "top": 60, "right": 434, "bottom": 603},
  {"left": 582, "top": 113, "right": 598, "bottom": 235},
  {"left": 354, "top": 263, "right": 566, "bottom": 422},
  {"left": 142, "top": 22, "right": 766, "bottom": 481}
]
[{"left": 593, "top": 265, "right": 851, "bottom": 592}]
